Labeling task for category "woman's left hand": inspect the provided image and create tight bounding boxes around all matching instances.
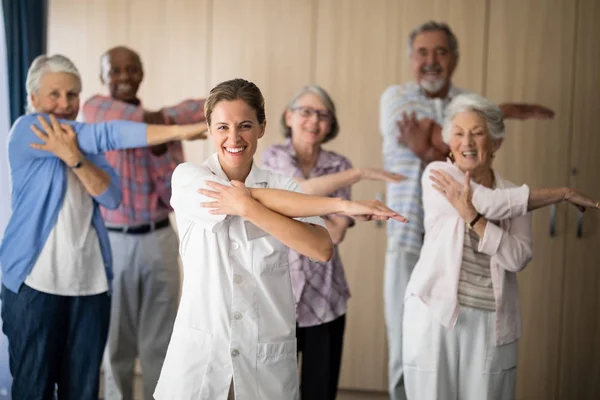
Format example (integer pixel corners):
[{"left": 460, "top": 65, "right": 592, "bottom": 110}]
[
  {"left": 198, "top": 180, "right": 254, "bottom": 216},
  {"left": 430, "top": 169, "right": 479, "bottom": 222}
]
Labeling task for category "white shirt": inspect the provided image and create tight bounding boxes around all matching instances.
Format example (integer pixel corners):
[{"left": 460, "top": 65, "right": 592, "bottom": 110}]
[
  {"left": 154, "top": 154, "right": 325, "bottom": 400},
  {"left": 25, "top": 169, "right": 108, "bottom": 295}
]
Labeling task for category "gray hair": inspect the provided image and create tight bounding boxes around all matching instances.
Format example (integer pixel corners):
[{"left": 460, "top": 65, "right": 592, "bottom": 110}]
[
  {"left": 25, "top": 54, "right": 82, "bottom": 114},
  {"left": 407, "top": 21, "right": 459, "bottom": 58},
  {"left": 441, "top": 93, "right": 505, "bottom": 144},
  {"left": 280, "top": 85, "right": 339, "bottom": 143}
]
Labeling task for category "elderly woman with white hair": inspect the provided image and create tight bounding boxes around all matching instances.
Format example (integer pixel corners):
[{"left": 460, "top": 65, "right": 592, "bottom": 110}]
[
  {"left": 0, "top": 54, "right": 206, "bottom": 399},
  {"left": 402, "top": 93, "right": 599, "bottom": 400}
]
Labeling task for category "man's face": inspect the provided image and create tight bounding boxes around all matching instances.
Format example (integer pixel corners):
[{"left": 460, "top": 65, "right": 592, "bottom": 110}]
[
  {"left": 100, "top": 48, "right": 143, "bottom": 103},
  {"left": 30, "top": 71, "right": 81, "bottom": 120},
  {"left": 410, "top": 30, "right": 457, "bottom": 95}
]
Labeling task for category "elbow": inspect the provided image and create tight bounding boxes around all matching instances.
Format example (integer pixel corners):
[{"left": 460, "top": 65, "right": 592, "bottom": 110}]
[
  {"left": 100, "top": 186, "right": 123, "bottom": 210},
  {"left": 315, "top": 237, "right": 334, "bottom": 263}
]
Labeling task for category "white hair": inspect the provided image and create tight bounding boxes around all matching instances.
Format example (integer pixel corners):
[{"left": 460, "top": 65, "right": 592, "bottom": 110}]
[
  {"left": 441, "top": 93, "right": 505, "bottom": 144},
  {"left": 25, "top": 54, "right": 82, "bottom": 114}
]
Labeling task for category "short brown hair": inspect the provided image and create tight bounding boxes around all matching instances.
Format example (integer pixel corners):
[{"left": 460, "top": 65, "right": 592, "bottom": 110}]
[
  {"left": 280, "top": 85, "right": 339, "bottom": 143},
  {"left": 204, "top": 78, "right": 266, "bottom": 126}
]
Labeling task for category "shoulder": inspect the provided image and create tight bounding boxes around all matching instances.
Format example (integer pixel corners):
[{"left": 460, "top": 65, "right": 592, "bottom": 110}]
[
  {"left": 265, "top": 169, "right": 302, "bottom": 192},
  {"left": 172, "top": 162, "right": 214, "bottom": 185},
  {"left": 83, "top": 94, "right": 108, "bottom": 106},
  {"left": 262, "top": 142, "right": 292, "bottom": 159},
  {"left": 320, "top": 148, "right": 353, "bottom": 169}
]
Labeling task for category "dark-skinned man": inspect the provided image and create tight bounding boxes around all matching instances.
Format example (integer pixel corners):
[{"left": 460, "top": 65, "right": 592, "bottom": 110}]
[{"left": 83, "top": 46, "right": 206, "bottom": 400}]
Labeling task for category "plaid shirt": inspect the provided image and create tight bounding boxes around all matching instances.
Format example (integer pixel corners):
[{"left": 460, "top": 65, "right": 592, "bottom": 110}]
[
  {"left": 262, "top": 140, "right": 352, "bottom": 327},
  {"left": 82, "top": 95, "right": 206, "bottom": 226}
]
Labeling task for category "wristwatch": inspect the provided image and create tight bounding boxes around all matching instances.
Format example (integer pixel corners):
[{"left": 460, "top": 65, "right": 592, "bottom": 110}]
[
  {"left": 467, "top": 213, "right": 483, "bottom": 230},
  {"left": 69, "top": 159, "right": 84, "bottom": 169}
]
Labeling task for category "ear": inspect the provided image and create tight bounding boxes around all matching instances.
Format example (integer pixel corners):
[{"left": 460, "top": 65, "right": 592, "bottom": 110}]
[
  {"left": 30, "top": 92, "right": 39, "bottom": 110},
  {"left": 491, "top": 138, "right": 503, "bottom": 153},
  {"left": 258, "top": 120, "right": 267, "bottom": 139},
  {"left": 284, "top": 108, "right": 294, "bottom": 128}
]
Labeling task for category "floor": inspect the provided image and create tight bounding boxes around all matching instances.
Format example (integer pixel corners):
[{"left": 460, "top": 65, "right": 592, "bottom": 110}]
[{"left": 107, "top": 376, "right": 389, "bottom": 399}]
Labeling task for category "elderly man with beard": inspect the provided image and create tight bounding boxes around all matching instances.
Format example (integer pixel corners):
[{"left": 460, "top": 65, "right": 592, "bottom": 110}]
[
  {"left": 380, "top": 21, "right": 555, "bottom": 400},
  {"left": 82, "top": 46, "right": 207, "bottom": 400}
]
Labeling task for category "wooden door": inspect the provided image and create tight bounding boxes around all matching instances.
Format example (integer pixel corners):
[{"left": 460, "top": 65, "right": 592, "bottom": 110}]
[
  {"left": 558, "top": 0, "right": 600, "bottom": 398},
  {"left": 485, "top": 1, "right": 577, "bottom": 399}
]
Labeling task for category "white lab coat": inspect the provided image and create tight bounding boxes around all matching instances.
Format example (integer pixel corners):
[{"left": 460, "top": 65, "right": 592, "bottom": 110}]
[{"left": 154, "top": 154, "right": 325, "bottom": 400}]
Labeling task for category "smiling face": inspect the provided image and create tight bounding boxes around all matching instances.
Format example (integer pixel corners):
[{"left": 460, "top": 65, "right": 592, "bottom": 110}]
[
  {"left": 410, "top": 29, "right": 457, "bottom": 96},
  {"left": 100, "top": 47, "right": 143, "bottom": 103},
  {"left": 208, "top": 99, "right": 266, "bottom": 181},
  {"left": 285, "top": 92, "right": 332, "bottom": 147},
  {"left": 30, "top": 71, "right": 81, "bottom": 120},
  {"left": 449, "top": 110, "right": 501, "bottom": 177}
]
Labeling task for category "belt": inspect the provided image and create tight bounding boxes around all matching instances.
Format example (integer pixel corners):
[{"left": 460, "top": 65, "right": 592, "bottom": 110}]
[{"left": 106, "top": 218, "right": 170, "bottom": 235}]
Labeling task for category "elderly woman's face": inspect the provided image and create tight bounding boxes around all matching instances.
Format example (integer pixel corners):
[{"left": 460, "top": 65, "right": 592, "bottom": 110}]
[
  {"left": 449, "top": 110, "right": 500, "bottom": 174},
  {"left": 30, "top": 71, "right": 81, "bottom": 120},
  {"left": 285, "top": 92, "right": 332, "bottom": 147}
]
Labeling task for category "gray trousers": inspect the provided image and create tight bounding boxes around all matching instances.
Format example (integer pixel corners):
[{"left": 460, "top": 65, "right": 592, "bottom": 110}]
[
  {"left": 384, "top": 245, "right": 420, "bottom": 400},
  {"left": 104, "top": 227, "right": 180, "bottom": 400}
]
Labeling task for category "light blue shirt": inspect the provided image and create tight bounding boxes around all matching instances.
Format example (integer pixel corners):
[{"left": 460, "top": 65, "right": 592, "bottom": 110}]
[
  {"left": 379, "top": 82, "right": 465, "bottom": 254},
  {"left": 0, "top": 114, "right": 148, "bottom": 293}
]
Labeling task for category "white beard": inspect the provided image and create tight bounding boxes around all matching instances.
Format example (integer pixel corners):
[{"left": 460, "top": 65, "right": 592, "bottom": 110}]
[{"left": 419, "top": 78, "right": 446, "bottom": 94}]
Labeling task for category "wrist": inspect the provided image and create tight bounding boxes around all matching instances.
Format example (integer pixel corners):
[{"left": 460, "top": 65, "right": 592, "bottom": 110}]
[
  {"left": 337, "top": 198, "right": 349, "bottom": 214},
  {"left": 562, "top": 187, "right": 572, "bottom": 201},
  {"left": 65, "top": 152, "right": 84, "bottom": 167},
  {"left": 239, "top": 197, "right": 261, "bottom": 218}
]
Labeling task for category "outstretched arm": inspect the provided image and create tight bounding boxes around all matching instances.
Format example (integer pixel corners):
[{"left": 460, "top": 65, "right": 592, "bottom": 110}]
[
  {"left": 296, "top": 168, "right": 405, "bottom": 197},
  {"left": 200, "top": 184, "right": 407, "bottom": 223}
]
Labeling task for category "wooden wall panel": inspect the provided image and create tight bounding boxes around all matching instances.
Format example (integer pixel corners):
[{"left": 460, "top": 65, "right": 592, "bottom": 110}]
[
  {"left": 127, "top": 0, "right": 212, "bottom": 162},
  {"left": 313, "top": 0, "right": 401, "bottom": 391},
  {"left": 485, "top": 1, "right": 577, "bottom": 399},
  {"left": 209, "top": 0, "right": 314, "bottom": 162},
  {"left": 559, "top": 0, "right": 600, "bottom": 398}
]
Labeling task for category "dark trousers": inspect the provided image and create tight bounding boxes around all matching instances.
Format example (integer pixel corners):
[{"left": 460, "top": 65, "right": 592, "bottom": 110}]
[
  {"left": 297, "top": 314, "right": 346, "bottom": 400},
  {"left": 1, "top": 284, "right": 110, "bottom": 400}
]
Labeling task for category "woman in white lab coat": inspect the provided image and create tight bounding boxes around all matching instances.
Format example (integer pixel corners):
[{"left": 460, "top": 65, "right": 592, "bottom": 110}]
[{"left": 154, "top": 78, "right": 407, "bottom": 400}]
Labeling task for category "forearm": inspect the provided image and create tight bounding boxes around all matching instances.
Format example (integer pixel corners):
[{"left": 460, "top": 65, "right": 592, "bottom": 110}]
[
  {"left": 298, "top": 169, "right": 361, "bottom": 196},
  {"left": 244, "top": 200, "right": 333, "bottom": 262},
  {"left": 527, "top": 187, "right": 568, "bottom": 211},
  {"left": 248, "top": 188, "right": 345, "bottom": 218},
  {"left": 145, "top": 125, "right": 183, "bottom": 146},
  {"left": 72, "top": 159, "right": 111, "bottom": 196}
]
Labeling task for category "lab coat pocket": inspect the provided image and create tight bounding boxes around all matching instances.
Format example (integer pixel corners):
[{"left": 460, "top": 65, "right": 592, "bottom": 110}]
[
  {"left": 154, "top": 324, "right": 213, "bottom": 400},
  {"left": 246, "top": 221, "right": 289, "bottom": 272},
  {"left": 257, "top": 340, "right": 299, "bottom": 400}
]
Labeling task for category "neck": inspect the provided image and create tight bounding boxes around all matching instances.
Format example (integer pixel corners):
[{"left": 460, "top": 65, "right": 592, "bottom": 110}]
[
  {"left": 221, "top": 160, "right": 253, "bottom": 183},
  {"left": 470, "top": 167, "right": 495, "bottom": 188},
  {"left": 112, "top": 95, "right": 140, "bottom": 106},
  {"left": 292, "top": 138, "right": 320, "bottom": 170}
]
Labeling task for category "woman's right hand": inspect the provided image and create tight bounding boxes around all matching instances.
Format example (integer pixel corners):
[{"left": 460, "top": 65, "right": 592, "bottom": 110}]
[
  {"left": 340, "top": 199, "right": 408, "bottom": 223},
  {"left": 563, "top": 188, "right": 600, "bottom": 212},
  {"left": 358, "top": 168, "right": 406, "bottom": 183}
]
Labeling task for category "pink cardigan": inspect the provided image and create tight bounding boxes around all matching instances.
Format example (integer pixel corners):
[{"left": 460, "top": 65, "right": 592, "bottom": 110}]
[{"left": 406, "top": 160, "right": 533, "bottom": 346}]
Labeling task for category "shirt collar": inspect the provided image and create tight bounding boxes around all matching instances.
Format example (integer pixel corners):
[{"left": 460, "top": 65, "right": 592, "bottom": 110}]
[
  {"left": 204, "top": 153, "right": 269, "bottom": 188},
  {"left": 282, "top": 139, "right": 343, "bottom": 173}
]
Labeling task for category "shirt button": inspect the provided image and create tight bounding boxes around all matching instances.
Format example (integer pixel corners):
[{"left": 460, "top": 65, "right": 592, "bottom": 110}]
[
  {"left": 233, "top": 274, "right": 243, "bottom": 284},
  {"left": 232, "top": 242, "right": 240, "bottom": 250},
  {"left": 231, "top": 349, "right": 240, "bottom": 357},
  {"left": 233, "top": 312, "right": 242, "bottom": 320}
]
